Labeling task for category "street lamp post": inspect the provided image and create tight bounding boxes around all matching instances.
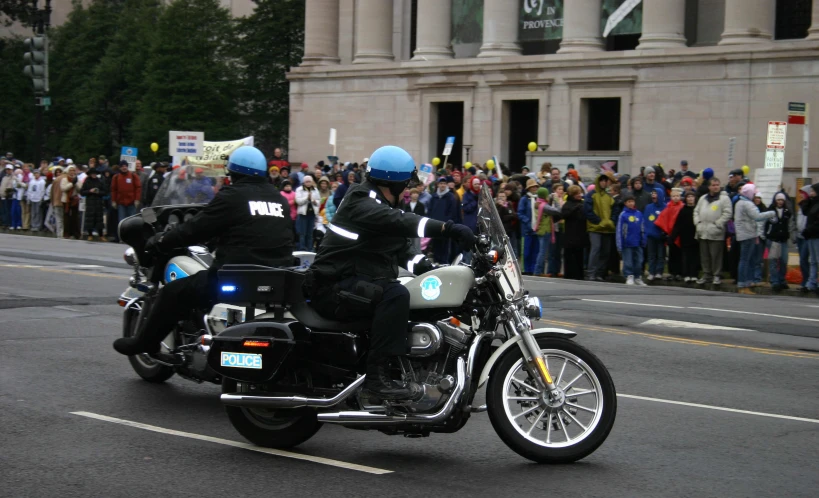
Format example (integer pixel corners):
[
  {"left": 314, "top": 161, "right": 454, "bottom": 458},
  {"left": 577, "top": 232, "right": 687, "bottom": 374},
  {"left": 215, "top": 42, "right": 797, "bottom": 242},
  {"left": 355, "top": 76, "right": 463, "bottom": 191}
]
[{"left": 463, "top": 144, "right": 473, "bottom": 163}]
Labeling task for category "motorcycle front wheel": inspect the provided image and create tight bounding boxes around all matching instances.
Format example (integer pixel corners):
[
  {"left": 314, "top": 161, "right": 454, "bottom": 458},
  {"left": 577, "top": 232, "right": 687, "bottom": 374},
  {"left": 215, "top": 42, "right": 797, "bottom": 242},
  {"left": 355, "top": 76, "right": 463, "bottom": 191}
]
[
  {"left": 487, "top": 337, "right": 616, "bottom": 464},
  {"left": 222, "top": 379, "right": 322, "bottom": 449}
]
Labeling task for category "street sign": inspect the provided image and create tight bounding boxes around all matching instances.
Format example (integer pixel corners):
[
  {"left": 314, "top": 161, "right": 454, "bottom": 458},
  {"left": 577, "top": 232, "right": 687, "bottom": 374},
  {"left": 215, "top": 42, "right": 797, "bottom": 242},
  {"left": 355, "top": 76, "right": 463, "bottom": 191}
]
[
  {"left": 765, "top": 121, "right": 787, "bottom": 169},
  {"left": 788, "top": 102, "right": 807, "bottom": 125},
  {"left": 417, "top": 163, "right": 433, "bottom": 186},
  {"left": 329, "top": 128, "right": 337, "bottom": 146},
  {"left": 753, "top": 168, "right": 783, "bottom": 203},
  {"left": 169, "top": 131, "right": 204, "bottom": 156},
  {"left": 442, "top": 136, "right": 455, "bottom": 156},
  {"left": 120, "top": 146, "right": 138, "bottom": 171},
  {"left": 603, "top": 0, "right": 642, "bottom": 37},
  {"left": 727, "top": 137, "right": 736, "bottom": 170}
]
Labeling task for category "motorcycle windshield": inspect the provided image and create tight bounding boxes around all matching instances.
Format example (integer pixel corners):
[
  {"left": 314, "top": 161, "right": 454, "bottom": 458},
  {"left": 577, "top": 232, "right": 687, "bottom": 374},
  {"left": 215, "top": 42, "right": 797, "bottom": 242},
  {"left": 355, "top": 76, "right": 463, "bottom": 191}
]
[
  {"left": 477, "top": 186, "right": 524, "bottom": 301},
  {"left": 150, "top": 165, "right": 224, "bottom": 206}
]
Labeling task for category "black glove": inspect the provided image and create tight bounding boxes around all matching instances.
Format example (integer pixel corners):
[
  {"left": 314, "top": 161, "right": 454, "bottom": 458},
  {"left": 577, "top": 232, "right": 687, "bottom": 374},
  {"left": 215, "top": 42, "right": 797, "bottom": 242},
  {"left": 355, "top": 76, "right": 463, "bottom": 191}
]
[
  {"left": 444, "top": 221, "right": 477, "bottom": 251},
  {"left": 144, "top": 233, "right": 164, "bottom": 255},
  {"left": 413, "top": 257, "right": 435, "bottom": 276}
]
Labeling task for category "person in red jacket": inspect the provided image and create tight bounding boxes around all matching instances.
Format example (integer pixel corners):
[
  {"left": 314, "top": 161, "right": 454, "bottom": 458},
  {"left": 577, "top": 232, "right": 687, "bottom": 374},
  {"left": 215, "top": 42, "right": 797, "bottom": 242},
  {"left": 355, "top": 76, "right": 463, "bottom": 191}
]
[{"left": 110, "top": 161, "right": 142, "bottom": 234}]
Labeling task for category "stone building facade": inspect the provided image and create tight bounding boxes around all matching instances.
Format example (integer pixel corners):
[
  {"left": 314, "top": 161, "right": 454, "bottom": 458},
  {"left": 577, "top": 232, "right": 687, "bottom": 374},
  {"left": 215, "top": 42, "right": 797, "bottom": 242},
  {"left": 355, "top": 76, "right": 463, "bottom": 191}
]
[{"left": 289, "top": 0, "right": 819, "bottom": 184}]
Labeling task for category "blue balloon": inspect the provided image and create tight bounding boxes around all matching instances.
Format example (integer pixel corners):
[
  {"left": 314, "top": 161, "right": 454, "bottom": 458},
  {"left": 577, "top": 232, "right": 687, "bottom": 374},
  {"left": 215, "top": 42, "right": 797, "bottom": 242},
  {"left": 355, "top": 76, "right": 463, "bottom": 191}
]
[{"left": 703, "top": 168, "right": 714, "bottom": 180}]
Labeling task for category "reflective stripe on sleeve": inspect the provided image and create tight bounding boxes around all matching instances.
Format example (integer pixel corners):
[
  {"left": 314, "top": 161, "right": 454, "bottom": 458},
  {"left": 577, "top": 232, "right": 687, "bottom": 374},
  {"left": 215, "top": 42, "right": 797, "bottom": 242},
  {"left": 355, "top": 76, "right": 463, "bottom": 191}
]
[
  {"left": 407, "top": 254, "right": 425, "bottom": 274},
  {"left": 416, "top": 217, "right": 429, "bottom": 238},
  {"left": 369, "top": 190, "right": 382, "bottom": 204},
  {"left": 328, "top": 223, "right": 360, "bottom": 240}
]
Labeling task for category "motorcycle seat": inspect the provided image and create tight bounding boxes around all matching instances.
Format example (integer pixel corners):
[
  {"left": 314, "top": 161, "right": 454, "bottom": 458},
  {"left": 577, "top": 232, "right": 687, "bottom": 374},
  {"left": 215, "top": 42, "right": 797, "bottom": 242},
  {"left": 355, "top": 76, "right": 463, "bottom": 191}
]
[{"left": 290, "top": 301, "right": 370, "bottom": 333}]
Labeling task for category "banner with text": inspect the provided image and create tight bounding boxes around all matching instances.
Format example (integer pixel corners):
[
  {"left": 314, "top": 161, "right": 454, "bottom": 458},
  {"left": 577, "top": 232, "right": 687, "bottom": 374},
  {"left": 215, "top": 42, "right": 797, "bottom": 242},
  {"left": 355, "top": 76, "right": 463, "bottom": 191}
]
[{"left": 173, "top": 136, "right": 254, "bottom": 177}]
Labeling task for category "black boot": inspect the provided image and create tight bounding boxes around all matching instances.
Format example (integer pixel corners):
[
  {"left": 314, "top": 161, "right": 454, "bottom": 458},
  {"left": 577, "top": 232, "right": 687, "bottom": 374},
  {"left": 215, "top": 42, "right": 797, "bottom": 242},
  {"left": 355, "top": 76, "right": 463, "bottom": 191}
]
[
  {"left": 113, "top": 298, "right": 161, "bottom": 356},
  {"left": 362, "top": 357, "right": 423, "bottom": 401}
]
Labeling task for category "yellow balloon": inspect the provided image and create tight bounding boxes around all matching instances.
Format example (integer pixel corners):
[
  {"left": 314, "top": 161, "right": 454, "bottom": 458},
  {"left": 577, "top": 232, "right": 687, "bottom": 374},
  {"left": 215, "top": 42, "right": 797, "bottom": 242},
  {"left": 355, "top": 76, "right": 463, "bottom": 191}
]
[
  {"left": 432, "top": 157, "right": 441, "bottom": 167},
  {"left": 463, "top": 161, "right": 472, "bottom": 169},
  {"left": 150, "top": 142, "right": 159, "bottom": 153},
  {"left": 527, "top": 142, "right": 537, "bottom": 152},
  {"left": 486, "top": 159, "right": 495, "bottom": 170},
  {"left": 741, "top": 164, "right": 750, "bottom": 175}
]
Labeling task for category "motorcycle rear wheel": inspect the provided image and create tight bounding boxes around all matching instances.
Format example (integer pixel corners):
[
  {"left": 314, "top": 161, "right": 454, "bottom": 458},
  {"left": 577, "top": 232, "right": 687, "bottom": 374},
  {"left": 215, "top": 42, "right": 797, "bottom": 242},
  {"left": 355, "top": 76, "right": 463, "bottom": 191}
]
[
  {"left": 487, "top": 337, "right": 616, "bottom": 464},
  {"left": 222, "top": 379, "right": 322, "bottom": 449}
]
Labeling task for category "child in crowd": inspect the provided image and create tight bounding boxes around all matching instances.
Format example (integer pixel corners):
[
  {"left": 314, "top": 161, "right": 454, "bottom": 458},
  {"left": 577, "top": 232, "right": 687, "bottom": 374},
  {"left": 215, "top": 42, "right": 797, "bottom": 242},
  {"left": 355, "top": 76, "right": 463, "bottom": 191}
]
[
  {"left": 616, "top": 193, "right": 647, "bottom": 285},
  {"left": 643, "top": 186, "right": 667, "bottom": 280},
  {"left": 534, "top": 187, "right": 560, "bottom": 276},
  {"left": 670, "top": 191, "right": 700, "bottom": 282}
]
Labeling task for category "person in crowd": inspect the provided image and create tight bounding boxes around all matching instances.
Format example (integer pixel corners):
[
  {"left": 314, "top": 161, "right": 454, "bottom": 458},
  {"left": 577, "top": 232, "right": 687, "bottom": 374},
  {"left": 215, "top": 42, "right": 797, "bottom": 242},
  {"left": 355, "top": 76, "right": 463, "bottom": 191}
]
[
  {"left": 428, "top": 177, "right": 460, "bottom": 264},
  {"left": 96, "top": 155, "right": 110, "bottom": 174},
  {"left": 462, "top": 177, "right": 481, "bottom": 233},
  {"left": 656, "top": 188, "right": 684, "bottom": 280},
  {"left": 796, "top": 186, "right": 812, "bottom": 293},
  {"left": 735, "top": 184, "right": 777, "bottom": 294},
  {"left": 536, "top": 162, "right": 552, "bottom": 184},
  {"left": 629, "top": 176, "right": 652, "bottom": 212},
  {"left": 313, "top": 176, "right": 335, "bottom": 249},
  {"left": 80, "top": 168, "right": 107, "bottom": 240},
  {"left": 279, "top": 179, "right": 298, "bottom": 239},
  {"left": 142, "top": 162, "right": 167, "bottom": 207},
  {"left": 402, "top": 187, "right": 426, "bottom": 253},
  {"left": 607, "top": 181, "right": 623, "bottom": 277},
  {"left": 19, "top": 163, "right": 32, "bottom": 230},
  {"left": 533, "top": 187, "right": 554, "bottom": 276},
  {"left": 543, "top": 166, "right": 568, "bottom": 193},
  {"left": 679, "top": 176, "right": 696, "bottom": 195},
  {"left": 61, "top": 167, "right": 82, "bottom": 239},
  {"left": 26, "top": 169, "right": 46, "bottom": 231},
  {"left": 268, "top": 165, "right": 284, "bottom": 190},
  {"left": 560, "top": 185, "right": 588, "bottom": 280},
  {"left": 0, "top": 164, "right": 14, "bottom": 228},
  {"left": 518, "top": 179, "right": 541, "bottom": 275},
  {"left": 673, "top": 160, "right": 698, "bottom": 183},
  {"left": 101, "top": 169, "right": 116, "bottom": 240},
  {"left": 496, "top": 190, "right": 518, "bottom": 251},
  {"left": 616, "top": 193, "right": 647, "bottom": 285},
  {"left": 642, "top": 166, "right": 659, "bottom": 193},
  {"left": 451, "top": 170, "right": 465, "bottom": 200},
  {"left": 110, "top": 160, "right": 142, "bottom": 241},
  {"left": 750, "top": 192, "right": 770, "bottom": 285},
  {"left": 135, "top": 160, "right": 149, "bottom": 187},
  {"left": 725, "top": 169, "right": 743, "bottom": 197},
  {"left": 799, "top": 183, "right": 819, "bottom": 295},
  {"left": 268, "top": 147, "right": 289, "bottom": 172},
  {"left": 295, "top": 175, "right": 320, "bottom": 251},
  {"left": 7, "top": 168, "right": 25, "bottom": 230},
  {"left": 696, "top": 168, "right": 714, "bottom": 199},
  {"left": 670, "top": 191, "right": 700, "bottom": 282},
  {"left": 764, "top": 192, "right": 796, "bottom": 292},
  {"left": 693, "top": 177, "right": 732, "bottom": 285},
  {"left": 333, "top": 170, "right": 358, "bottom": 208},
  {"left": 643, "top": 186, "right": 667, "bottom": 281},
  {"left": 50, "top": 166, "right": 68, "bottom": 238},
  {"left": 546, "top": 184, "right": 566, "bottom": 277},
  {"left": 584, "top": 174, "right": 615, "bottom": 281},
  {"left": 186, "top": 168, "right": 215, "bottom": 204}
]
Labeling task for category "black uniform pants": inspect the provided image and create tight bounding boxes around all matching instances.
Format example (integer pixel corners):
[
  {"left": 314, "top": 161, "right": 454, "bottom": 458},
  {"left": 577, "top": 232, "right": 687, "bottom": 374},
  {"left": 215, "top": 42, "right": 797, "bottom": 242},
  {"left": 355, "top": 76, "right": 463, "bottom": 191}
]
[
  {"left": 138, "top": 270, "right": 216, "bottom": 353},
  {"left": 311, "top": 275, "right": 410, "bottom": 362}
]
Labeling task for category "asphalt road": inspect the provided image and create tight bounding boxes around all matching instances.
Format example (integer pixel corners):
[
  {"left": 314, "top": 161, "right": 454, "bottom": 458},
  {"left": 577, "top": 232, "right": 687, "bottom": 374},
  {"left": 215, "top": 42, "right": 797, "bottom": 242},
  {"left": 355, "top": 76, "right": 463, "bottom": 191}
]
[{"left": 1, "top": 233, "right": 818, "bottom": 497}]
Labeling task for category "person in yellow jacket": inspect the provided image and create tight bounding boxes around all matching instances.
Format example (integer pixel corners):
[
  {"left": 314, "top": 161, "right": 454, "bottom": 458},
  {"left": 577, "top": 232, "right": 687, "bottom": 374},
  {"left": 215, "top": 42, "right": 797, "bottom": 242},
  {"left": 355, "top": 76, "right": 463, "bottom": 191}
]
[{"left": 584, "top": 174, "right": 616, "bottom": 281}]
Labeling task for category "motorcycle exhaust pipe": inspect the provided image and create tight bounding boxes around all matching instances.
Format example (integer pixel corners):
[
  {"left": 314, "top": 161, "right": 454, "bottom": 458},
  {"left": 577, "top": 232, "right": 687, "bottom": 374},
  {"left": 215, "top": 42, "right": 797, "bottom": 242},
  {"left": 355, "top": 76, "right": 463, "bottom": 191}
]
[
  {"left": 220, "top": 375, "right": 366, "bottom": 409},
  {"left": 317, "top": 358, "right": 466, "bottom": 425}
]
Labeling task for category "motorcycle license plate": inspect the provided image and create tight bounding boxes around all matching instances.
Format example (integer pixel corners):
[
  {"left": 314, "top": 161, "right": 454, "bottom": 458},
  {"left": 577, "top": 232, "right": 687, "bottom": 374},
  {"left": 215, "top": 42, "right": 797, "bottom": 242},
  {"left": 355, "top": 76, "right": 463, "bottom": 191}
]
[{"left": 220, "top": 352, "right": 263, "bottom": 369}]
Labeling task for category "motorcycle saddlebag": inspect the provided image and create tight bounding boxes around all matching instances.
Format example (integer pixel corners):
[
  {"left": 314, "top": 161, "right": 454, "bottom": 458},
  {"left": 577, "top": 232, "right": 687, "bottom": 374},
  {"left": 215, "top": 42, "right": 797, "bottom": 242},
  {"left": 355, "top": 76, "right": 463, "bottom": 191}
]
[{"left": 207, "top": 320, "right": 307, "bottom": 383}]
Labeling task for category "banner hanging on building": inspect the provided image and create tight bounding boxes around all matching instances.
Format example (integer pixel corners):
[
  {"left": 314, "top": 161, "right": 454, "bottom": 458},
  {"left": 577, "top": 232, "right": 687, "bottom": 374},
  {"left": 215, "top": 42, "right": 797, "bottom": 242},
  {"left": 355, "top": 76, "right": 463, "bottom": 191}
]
[{"left": 453, "top": 1, "right": 643, "bottom": 45}]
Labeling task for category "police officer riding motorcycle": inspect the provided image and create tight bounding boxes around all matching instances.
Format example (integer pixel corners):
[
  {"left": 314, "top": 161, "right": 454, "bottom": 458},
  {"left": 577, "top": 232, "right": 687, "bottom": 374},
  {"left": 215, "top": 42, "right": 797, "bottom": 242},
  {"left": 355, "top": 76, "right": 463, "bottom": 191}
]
[
  {"left": 307, "top": 145, "right": 476, "bottom": 401},
  {"left": 113, "top": 146, "right": 295, "bottom": 362}
]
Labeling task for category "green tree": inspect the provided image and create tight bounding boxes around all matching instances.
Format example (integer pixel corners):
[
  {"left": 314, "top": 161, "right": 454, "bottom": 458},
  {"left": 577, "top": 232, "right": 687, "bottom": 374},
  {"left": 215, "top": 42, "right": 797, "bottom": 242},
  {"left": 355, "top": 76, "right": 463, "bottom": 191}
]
[
  {"left": 132, "top": 0, "right": 239, "bottom": 157},
  {"left": 48, "top": 0, "right": 124, "bottom": 161},
  {"left": 0, "top": 37, "right": 35, "bottom": 159},
  {"left": 65, "top": 0, "right": 162, "bottom": 160},
  {"left": 232, "top": 0, "right": 304, "bottom": 155}
]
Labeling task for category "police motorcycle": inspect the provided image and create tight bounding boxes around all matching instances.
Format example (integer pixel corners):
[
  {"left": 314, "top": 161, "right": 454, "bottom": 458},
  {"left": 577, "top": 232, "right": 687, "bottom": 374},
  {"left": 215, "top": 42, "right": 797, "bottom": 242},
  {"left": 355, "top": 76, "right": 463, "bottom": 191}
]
[
  {"left": 208, "top": 185, "right": 616, "bottom": 463},
  {"left": 117, "top": 169, "right": 315, "bottom": 384}
]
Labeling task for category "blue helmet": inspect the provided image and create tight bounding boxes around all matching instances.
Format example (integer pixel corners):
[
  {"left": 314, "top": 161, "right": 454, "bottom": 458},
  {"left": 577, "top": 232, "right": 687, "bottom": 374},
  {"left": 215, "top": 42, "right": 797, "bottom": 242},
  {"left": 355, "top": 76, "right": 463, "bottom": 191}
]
[
  {"left": 227, "top": 146, "right": 267, "bottom": 177},
  {"left": 366, "top": 145, "right": 416, "bottom": 182}
]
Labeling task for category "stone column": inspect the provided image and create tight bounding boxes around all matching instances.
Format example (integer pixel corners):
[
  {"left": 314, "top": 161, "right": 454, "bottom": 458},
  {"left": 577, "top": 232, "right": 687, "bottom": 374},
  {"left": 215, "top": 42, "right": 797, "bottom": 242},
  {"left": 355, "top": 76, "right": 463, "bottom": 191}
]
[
  {"left": 807, "top": 0, "right": 819, "bottom": 40},
  {"left": 719, "top": 0, "right": 775, "bottom": 45},
  {"left": 637, "top": 0, "right": 687, "bottom": 49},
  {"left": 302, "top": 0, "right": 341, "bottom": 66},
  {"left": 412, "top": 0, "right": 454, "bottom": 60},
  {"left": 353, "top": 0, "right": 394, "bottom": 63},
  {"left": 558, "top": 0, "right": 604, "bottom": 53},
  {"left": 478, "top": 0, "right": 521, "bottom": 57}
]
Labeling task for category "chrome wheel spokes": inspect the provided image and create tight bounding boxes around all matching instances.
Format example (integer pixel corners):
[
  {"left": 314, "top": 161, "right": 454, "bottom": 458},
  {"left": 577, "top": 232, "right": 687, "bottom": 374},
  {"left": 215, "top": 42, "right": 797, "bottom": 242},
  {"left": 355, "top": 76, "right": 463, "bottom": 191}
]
[{"left": 501, "top": 349, "right": 604, "bottom": 448}]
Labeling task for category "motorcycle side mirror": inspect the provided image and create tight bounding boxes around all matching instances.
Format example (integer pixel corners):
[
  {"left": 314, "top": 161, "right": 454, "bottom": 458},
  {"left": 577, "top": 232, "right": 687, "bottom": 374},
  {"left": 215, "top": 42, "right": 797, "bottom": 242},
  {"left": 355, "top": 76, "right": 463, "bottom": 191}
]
[{"left": 142, "top": 207, "right": 157, "bottom": 225}]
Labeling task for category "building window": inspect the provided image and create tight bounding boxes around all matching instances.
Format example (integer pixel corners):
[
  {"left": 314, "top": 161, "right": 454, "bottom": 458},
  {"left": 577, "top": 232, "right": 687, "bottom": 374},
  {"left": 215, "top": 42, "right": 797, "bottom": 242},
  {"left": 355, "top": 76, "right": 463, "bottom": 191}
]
[
  {"left": 432, "top": 102, "right": 465, "bottom": 167},
  {"left": 506, "top": 100, "right": 539, "bottom": 171},
  {"left": 775, "top": 0, "right": 812, "bottom": 39},
  {"left": 582, "top": 98, "right": 621, "bottom": 151}
]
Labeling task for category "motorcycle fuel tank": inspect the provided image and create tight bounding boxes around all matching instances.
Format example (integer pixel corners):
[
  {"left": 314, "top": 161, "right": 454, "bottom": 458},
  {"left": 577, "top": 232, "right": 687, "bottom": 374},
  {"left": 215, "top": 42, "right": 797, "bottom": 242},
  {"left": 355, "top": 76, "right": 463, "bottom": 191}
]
[
  {"left": 165, "top": 256, "right": 206, "bottom": 283},
  {"left": 407, "top": 266, "right": 474, "bottom": 309}
]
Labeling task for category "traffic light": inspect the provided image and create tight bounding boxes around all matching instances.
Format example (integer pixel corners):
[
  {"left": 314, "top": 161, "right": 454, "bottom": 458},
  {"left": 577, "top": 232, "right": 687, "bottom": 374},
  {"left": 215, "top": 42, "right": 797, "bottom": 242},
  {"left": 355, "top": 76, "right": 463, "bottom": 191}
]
[{"left": 23, "top": 36, "right": 48, "bottom": 95}]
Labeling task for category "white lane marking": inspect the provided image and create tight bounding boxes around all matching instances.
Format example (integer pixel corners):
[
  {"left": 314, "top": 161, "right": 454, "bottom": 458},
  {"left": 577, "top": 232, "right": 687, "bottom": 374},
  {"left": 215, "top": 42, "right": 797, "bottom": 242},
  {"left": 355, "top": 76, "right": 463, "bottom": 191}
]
[
  {"left": 618, "top": 394, "right": 819, "bottom": 424},
  {"left": 581, "top": 299, "right": 683, "bottom": 309},
  {"left": 640, "top": 318, "right": 752, "bottom": 331},
  {"left": 688, "top": 307, "right": 819, "bottom": 324},
  {"left": 581, "top": 299, "right": 819, "bottom": 323},
  {"left": 0, "top": 263, "right": 43, "bottom": 268},
  {"left": 70, "top": 411, "right": 392, "bottom": 475},
  {"left": 75, "top": 264, "right": 103, "bottom": 268}
]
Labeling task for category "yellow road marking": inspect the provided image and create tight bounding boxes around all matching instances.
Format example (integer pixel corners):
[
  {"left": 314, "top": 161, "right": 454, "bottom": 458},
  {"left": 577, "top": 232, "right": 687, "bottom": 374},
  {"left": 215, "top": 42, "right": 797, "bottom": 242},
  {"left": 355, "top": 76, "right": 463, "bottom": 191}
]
[{"left": 539, "top": 318, "right": 819, "bottom": 359}]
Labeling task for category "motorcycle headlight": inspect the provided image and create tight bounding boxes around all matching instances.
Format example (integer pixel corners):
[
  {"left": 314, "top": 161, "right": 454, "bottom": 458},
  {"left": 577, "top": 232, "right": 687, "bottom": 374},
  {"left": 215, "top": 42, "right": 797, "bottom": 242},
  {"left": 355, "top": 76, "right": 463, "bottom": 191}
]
[
  {"left": 524, "top": 296, "right": 542, "bottom": 319},
  {"left": 123, "top": 247, "right": 139, "bottom": 267}
]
